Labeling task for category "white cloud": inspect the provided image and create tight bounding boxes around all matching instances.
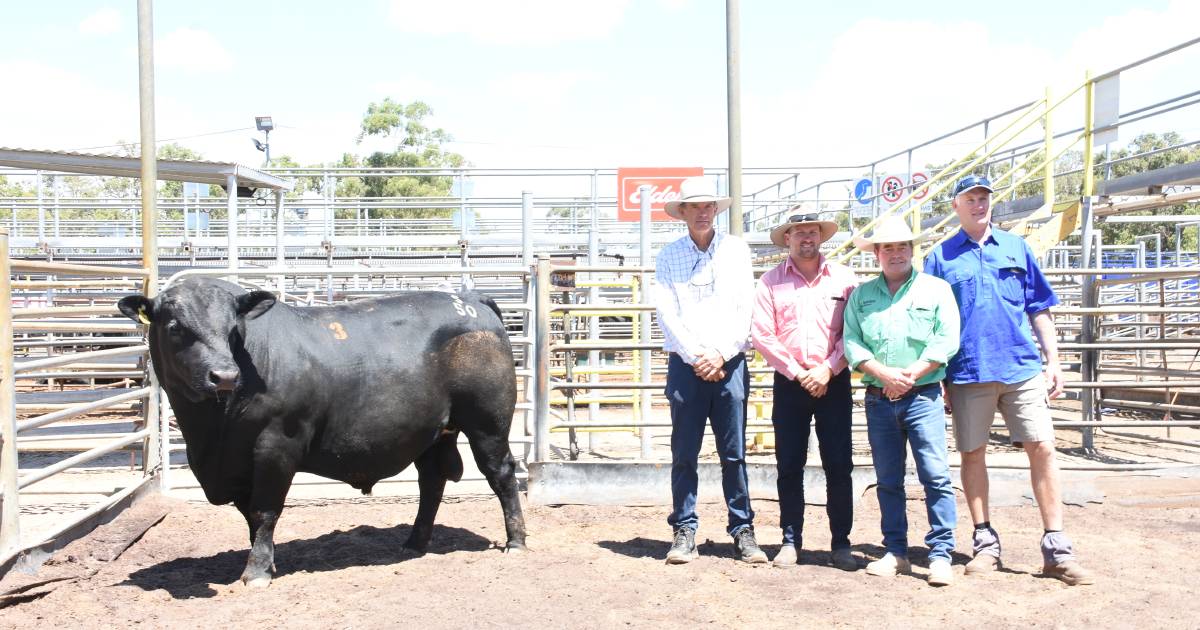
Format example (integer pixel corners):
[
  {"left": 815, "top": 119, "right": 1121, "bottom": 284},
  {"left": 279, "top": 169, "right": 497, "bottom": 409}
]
[
  {"left": 387, "top": 0, "right": 631, "bottom": 45},
  {"left": 156, "top": 28, "right": 233, "bottom": 73},
  {"left": 79, "top": 7, "right": 122, "bottom": 35}
]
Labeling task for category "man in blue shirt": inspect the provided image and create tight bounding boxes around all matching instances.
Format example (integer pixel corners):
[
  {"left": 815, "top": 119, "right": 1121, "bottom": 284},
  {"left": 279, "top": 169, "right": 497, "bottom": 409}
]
[{"left": 924, "top": 175, "right": 1093, "bottom": 586}]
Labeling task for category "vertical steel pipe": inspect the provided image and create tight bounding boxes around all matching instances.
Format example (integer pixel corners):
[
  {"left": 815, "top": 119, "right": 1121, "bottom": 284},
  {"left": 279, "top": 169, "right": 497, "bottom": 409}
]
[
  {"left": 725, "top": 0, "right": 743, "bottom": 235},
  {"left": 533, "top": 255, "right": 551, "bottom": 463},
  {"left": 522, "top": 191, "right": 533, "bottom": 269},
  {"left": 1078, "top": 196, "right": 1097, "bottom": 451},
  {"left": 226, "top": 173, "right": 238, "bottom": 270},
  {"left": 0, "top": 229, "right": 19, "bottom": 560},
  {"left": 136, "top": 0, "right": 161, "bottom": 477},
  {"left": 639, "top": 185, "right": 653, "bottom": 459}
]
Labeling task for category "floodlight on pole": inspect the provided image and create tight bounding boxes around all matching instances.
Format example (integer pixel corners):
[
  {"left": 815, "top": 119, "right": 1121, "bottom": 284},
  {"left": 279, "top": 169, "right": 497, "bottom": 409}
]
[{"left": 252, "top": 115, "right": 272, "bottom": 167}]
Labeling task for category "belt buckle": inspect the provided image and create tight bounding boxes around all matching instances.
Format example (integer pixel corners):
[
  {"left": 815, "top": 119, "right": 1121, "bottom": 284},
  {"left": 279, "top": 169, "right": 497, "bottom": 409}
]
[{"left": 887, "top": 392, "right": 902, "bottom": 402}]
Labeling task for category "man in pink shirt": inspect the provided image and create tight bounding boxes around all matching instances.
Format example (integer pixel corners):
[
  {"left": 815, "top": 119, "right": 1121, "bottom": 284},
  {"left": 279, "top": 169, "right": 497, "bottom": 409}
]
[{"left": 752, "top": 211, "right": 858, "bottom": 571}]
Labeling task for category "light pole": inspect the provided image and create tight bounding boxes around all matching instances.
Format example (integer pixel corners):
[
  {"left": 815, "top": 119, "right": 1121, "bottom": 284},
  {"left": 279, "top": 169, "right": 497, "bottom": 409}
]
[{"left": 252, "top": 115, "right": 273, "bottom": 167}]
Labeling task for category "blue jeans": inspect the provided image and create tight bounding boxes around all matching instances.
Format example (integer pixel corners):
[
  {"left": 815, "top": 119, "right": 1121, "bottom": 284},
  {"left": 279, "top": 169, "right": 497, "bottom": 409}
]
[
  {"left": 864, "top": 384, "right": 957, "bottom": 561},
  {"left": 666, "top": 353, "right": 754, "bottom": 536},
  {"left": 771, "top": 369, "right": 854, "bottom": 549}
]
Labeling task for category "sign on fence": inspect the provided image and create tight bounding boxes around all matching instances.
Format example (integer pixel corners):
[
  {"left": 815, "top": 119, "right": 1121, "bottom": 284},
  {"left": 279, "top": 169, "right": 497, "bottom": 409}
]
[{"left": 616, "top": 167, "right": 704, "bottom": 222}]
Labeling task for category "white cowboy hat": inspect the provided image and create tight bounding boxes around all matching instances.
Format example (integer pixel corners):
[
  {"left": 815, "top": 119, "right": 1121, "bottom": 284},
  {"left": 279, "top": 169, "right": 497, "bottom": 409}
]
[
  {"left": 663, "top": 176, "right": 733, "bottom": 220},
  {"left": 768, "top": 210, "right": 839, "bottom": 248},
  {"left": 852, "top": 215, "right": 927, "bottom": 251}
]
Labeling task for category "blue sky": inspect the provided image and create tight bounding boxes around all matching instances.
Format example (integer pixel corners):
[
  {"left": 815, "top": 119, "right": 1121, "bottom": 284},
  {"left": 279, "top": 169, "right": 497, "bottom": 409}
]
[{"left": 2, "top": 0, "right": 1197, "bottom": 187}]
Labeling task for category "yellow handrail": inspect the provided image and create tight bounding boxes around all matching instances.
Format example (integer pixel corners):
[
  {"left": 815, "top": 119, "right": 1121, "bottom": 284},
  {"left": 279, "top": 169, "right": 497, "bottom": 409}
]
[{"left": 833, "top": 72, "right": 1097, "bottom": 265}]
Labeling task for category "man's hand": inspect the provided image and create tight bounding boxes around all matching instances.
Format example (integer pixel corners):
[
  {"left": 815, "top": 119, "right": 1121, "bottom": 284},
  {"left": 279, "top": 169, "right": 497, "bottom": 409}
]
[
  {"left": 800, "top": 364, "right": 832, "bottom": 398},
  {"left": 942, "top": 381, "right": 953, "bottom": 413},
  {"left": 1044, "top": 360, "right": 1065, "bottom": 399},
  {"left": 876, "top": 365, "right": 915, "bottom": 399},
  {"left": 693, "top": 348, "right": 726, "bottom": 382}
]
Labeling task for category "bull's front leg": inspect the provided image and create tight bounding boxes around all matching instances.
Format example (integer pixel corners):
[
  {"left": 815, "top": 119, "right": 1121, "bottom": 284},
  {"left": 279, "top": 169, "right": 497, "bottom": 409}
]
[{"left": 239, "top": 454, "right": 297, "bottom": 587}]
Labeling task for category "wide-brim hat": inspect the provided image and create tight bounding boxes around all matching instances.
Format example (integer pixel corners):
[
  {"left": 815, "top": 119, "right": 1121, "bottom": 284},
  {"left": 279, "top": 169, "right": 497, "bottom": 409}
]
[
  {"left": 768, "top": 210, "right": 839, "bottom": 248},
  {"left": 664, "top": 176, "right": 733, "bottom": 220},
  {"left": 853, "top": 215, "right": 927, "bottom": 251}
]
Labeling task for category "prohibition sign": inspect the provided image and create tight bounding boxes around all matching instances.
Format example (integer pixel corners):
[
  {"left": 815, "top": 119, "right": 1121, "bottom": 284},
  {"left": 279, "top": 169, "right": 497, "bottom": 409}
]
[
  {"left": 911, "top": 172, "right": 930, "bottom": 200},
  {"left": 881, "top": 175, "right": 904, "bottom": 203}
]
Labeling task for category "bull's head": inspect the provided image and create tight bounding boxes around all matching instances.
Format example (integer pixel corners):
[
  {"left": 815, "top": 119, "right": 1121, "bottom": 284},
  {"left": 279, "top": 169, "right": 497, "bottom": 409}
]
[{"left": 118, "top": 278, "right": 275, "bottom": 402}]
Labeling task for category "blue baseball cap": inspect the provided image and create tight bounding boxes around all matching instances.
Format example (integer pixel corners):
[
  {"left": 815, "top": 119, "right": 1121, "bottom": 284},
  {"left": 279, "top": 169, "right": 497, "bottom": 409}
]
[{"left": 953, "top": 175, "right": 993, "bottom": 198}]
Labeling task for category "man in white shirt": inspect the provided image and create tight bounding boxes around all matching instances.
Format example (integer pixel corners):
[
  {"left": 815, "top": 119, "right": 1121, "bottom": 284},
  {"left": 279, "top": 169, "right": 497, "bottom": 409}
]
[{"left": 653, "top": 176, "right": 766, "bottom": 565}]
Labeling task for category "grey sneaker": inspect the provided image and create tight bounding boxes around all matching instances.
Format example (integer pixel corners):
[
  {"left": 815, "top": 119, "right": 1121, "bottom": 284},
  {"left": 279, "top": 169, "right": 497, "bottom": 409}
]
[
  {"left": 665, "top": 527, "right": 698, "bottom": 564},
  {"left": 733, "top": 529, "right": 768, "bottom": 564}
]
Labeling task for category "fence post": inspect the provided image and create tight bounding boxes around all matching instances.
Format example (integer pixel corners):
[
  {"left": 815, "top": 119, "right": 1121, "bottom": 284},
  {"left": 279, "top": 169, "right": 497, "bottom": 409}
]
[
  {"left": 1078, "top": 196, "right": 1097, "bottom": 451},
  {"left": 638, "top": 185, "right": 653, "bottom": 459},
  {"left": 0, "top": 228, "right": 20, "bottom": 560},
  {"left": 533, "top": 254, "right": 551, "bottom": 464}
]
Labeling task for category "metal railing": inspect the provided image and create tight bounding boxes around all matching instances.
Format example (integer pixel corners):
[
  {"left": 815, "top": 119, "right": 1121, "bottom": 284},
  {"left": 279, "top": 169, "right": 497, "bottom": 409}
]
[{"left": 0, "top": 230, "right": 157, "bottom": 568}]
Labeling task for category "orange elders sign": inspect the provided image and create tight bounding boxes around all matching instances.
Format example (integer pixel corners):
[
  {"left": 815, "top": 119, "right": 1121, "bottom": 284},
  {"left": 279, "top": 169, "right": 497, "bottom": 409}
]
[{"left": 616, "top": 167, "right": 704, "bottom": 222}]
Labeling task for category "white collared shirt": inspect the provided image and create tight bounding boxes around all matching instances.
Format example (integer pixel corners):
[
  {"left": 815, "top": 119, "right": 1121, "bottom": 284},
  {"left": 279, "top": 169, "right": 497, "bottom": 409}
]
[{"left": 653, "top": 230, "right": 754, "bottom": 364}]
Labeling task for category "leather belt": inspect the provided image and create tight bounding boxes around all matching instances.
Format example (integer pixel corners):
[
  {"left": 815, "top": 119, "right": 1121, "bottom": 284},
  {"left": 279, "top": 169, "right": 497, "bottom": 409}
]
[{"left": 865, "top": 382, "right": 940, "bottom": 402}]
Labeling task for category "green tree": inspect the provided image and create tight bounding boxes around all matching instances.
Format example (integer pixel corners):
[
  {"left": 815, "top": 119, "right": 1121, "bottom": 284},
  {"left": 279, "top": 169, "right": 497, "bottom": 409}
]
[
  {"left": 0, "top": 175, "right": 31, "bottom": 197},
  {"left": 1094, "top": 132, "right": 1200, "bottom": 253},
  {"left": 349, "top": 98, "right": 467, "bottom": 218}
]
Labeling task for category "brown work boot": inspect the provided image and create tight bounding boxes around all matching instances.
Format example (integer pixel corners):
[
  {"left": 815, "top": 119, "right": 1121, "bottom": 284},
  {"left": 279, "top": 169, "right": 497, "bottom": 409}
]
[
  {"left": 965, "top": 552, "right": 1002, "bottom": 575},
  {"left": 1043, "top": 560, "right": 1095, "bottom": 586}
]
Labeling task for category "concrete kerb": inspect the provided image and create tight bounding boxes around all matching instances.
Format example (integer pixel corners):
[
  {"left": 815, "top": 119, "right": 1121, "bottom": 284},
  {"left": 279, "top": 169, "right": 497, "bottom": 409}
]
[{"left": 525, "top": 462, "right": 1200, "bottom": 508}]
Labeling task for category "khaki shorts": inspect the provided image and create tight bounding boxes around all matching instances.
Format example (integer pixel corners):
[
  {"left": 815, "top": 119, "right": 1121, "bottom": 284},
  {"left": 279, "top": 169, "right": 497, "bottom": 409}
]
[{"left": 947, "top": 373, "right": 1055, "bottom": 453}]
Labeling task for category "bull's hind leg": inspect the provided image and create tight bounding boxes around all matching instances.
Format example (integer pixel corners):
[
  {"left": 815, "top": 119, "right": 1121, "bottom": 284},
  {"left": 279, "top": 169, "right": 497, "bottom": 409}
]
[
  {"left": 404, "top": 432, "right": 462, "bottom": 553},
  {"left": 462, "top": 428, "right": 527, "bottom": 551}
]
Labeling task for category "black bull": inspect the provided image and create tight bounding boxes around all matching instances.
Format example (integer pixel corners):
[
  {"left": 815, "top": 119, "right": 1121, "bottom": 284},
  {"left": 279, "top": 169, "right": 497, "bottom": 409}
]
[{"left": 118, "top": 277, "right": 526, "bottom": 586}]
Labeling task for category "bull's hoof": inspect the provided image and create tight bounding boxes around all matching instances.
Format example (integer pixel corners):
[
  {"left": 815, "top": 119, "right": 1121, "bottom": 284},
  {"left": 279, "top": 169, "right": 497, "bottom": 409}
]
[
  {"left": 241, "top": 574, "right": 272, "bottom": 588},
  {"left": 399, "top": 543, "right": 427, "bottom": 557},
  {"left": 503, "top": 542, "right": 529, "bottom": 554}
]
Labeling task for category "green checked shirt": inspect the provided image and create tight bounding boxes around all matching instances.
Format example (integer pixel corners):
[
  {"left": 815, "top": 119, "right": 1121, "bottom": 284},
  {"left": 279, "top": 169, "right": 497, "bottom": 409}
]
[{"left": 844, "top": 269, "right": 961, "bottom": 388}]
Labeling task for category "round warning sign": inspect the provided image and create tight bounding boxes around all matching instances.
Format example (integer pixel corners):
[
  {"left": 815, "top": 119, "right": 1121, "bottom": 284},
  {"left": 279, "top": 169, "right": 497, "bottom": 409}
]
[
  {"left": 911, "top": 172, "right": 930, "bottom": 200},
  {"left": 881, "top": 175, "right": 904, "bottom": 204}
]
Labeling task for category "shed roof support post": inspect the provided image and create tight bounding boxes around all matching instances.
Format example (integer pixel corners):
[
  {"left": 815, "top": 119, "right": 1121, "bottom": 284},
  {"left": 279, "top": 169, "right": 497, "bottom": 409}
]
[{"left": 226, "top": 173, "right": 238, "bottom": 271}]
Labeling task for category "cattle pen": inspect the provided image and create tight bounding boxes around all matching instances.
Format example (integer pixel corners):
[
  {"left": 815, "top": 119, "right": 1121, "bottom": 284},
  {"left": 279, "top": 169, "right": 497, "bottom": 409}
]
[{"left": 2, "top": 35, "right": 1200, "bottom": 628}]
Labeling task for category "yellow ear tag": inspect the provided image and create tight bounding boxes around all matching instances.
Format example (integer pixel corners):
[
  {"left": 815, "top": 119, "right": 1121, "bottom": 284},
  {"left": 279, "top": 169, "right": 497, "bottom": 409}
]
[{"left": 137, "top": 307, "right": 151, "bottom": 326}]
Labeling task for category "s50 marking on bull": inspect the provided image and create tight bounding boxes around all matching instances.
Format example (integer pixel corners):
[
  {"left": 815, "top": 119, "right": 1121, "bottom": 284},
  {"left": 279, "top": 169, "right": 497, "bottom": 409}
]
[
  {"left": 118, "top": 278, "right": 526, "bottom": 587},
  {"left": 449, "top": 293, "right": 478, "bottom": 318}
]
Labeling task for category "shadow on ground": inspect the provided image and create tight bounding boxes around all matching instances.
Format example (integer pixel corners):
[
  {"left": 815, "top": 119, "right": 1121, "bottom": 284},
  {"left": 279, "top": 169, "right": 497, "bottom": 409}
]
[{"left": 121, "top": 523, "right": 492, "bottom": 598}]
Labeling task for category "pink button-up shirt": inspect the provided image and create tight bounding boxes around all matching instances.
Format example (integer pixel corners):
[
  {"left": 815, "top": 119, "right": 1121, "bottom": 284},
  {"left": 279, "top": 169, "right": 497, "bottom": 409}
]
[{"left": 751, "top": 255, "right": 858, "bottom": 380}]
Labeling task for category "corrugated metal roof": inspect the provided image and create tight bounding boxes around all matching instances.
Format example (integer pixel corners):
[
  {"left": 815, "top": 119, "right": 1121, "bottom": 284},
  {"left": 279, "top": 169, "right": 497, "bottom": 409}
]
[{"left": 0, "top": 147, "right": 293, "bottom": 191}]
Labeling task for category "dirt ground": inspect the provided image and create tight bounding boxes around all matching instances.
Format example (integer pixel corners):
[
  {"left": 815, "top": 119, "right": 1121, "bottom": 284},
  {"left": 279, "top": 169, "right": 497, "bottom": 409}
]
[{"left": 3, "top": 479, "right": 1199, "bottom": 630}]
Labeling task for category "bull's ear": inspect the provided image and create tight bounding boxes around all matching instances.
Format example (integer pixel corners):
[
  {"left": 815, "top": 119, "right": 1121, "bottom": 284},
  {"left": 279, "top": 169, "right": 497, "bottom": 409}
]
[
  {"left": 117, "top": 295, "right": 155, "bottom": 325},
  {"left": 237, "top": 291, "right": 277, "bottom": 320}
]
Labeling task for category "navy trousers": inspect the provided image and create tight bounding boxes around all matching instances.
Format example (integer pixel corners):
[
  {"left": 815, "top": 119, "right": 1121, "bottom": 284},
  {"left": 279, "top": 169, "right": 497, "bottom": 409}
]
[
  {"left": 771, "top": 369, "right": 854, "bottom": 549},
  {"left": 665, "top": 353, "right": 754, "bottom": 536}
]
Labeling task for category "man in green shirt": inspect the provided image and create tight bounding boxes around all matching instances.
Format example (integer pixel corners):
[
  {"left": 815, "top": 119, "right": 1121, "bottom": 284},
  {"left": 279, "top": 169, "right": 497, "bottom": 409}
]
[{"left": 843, "top": 215, "right": 960, "bottom": 587}]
